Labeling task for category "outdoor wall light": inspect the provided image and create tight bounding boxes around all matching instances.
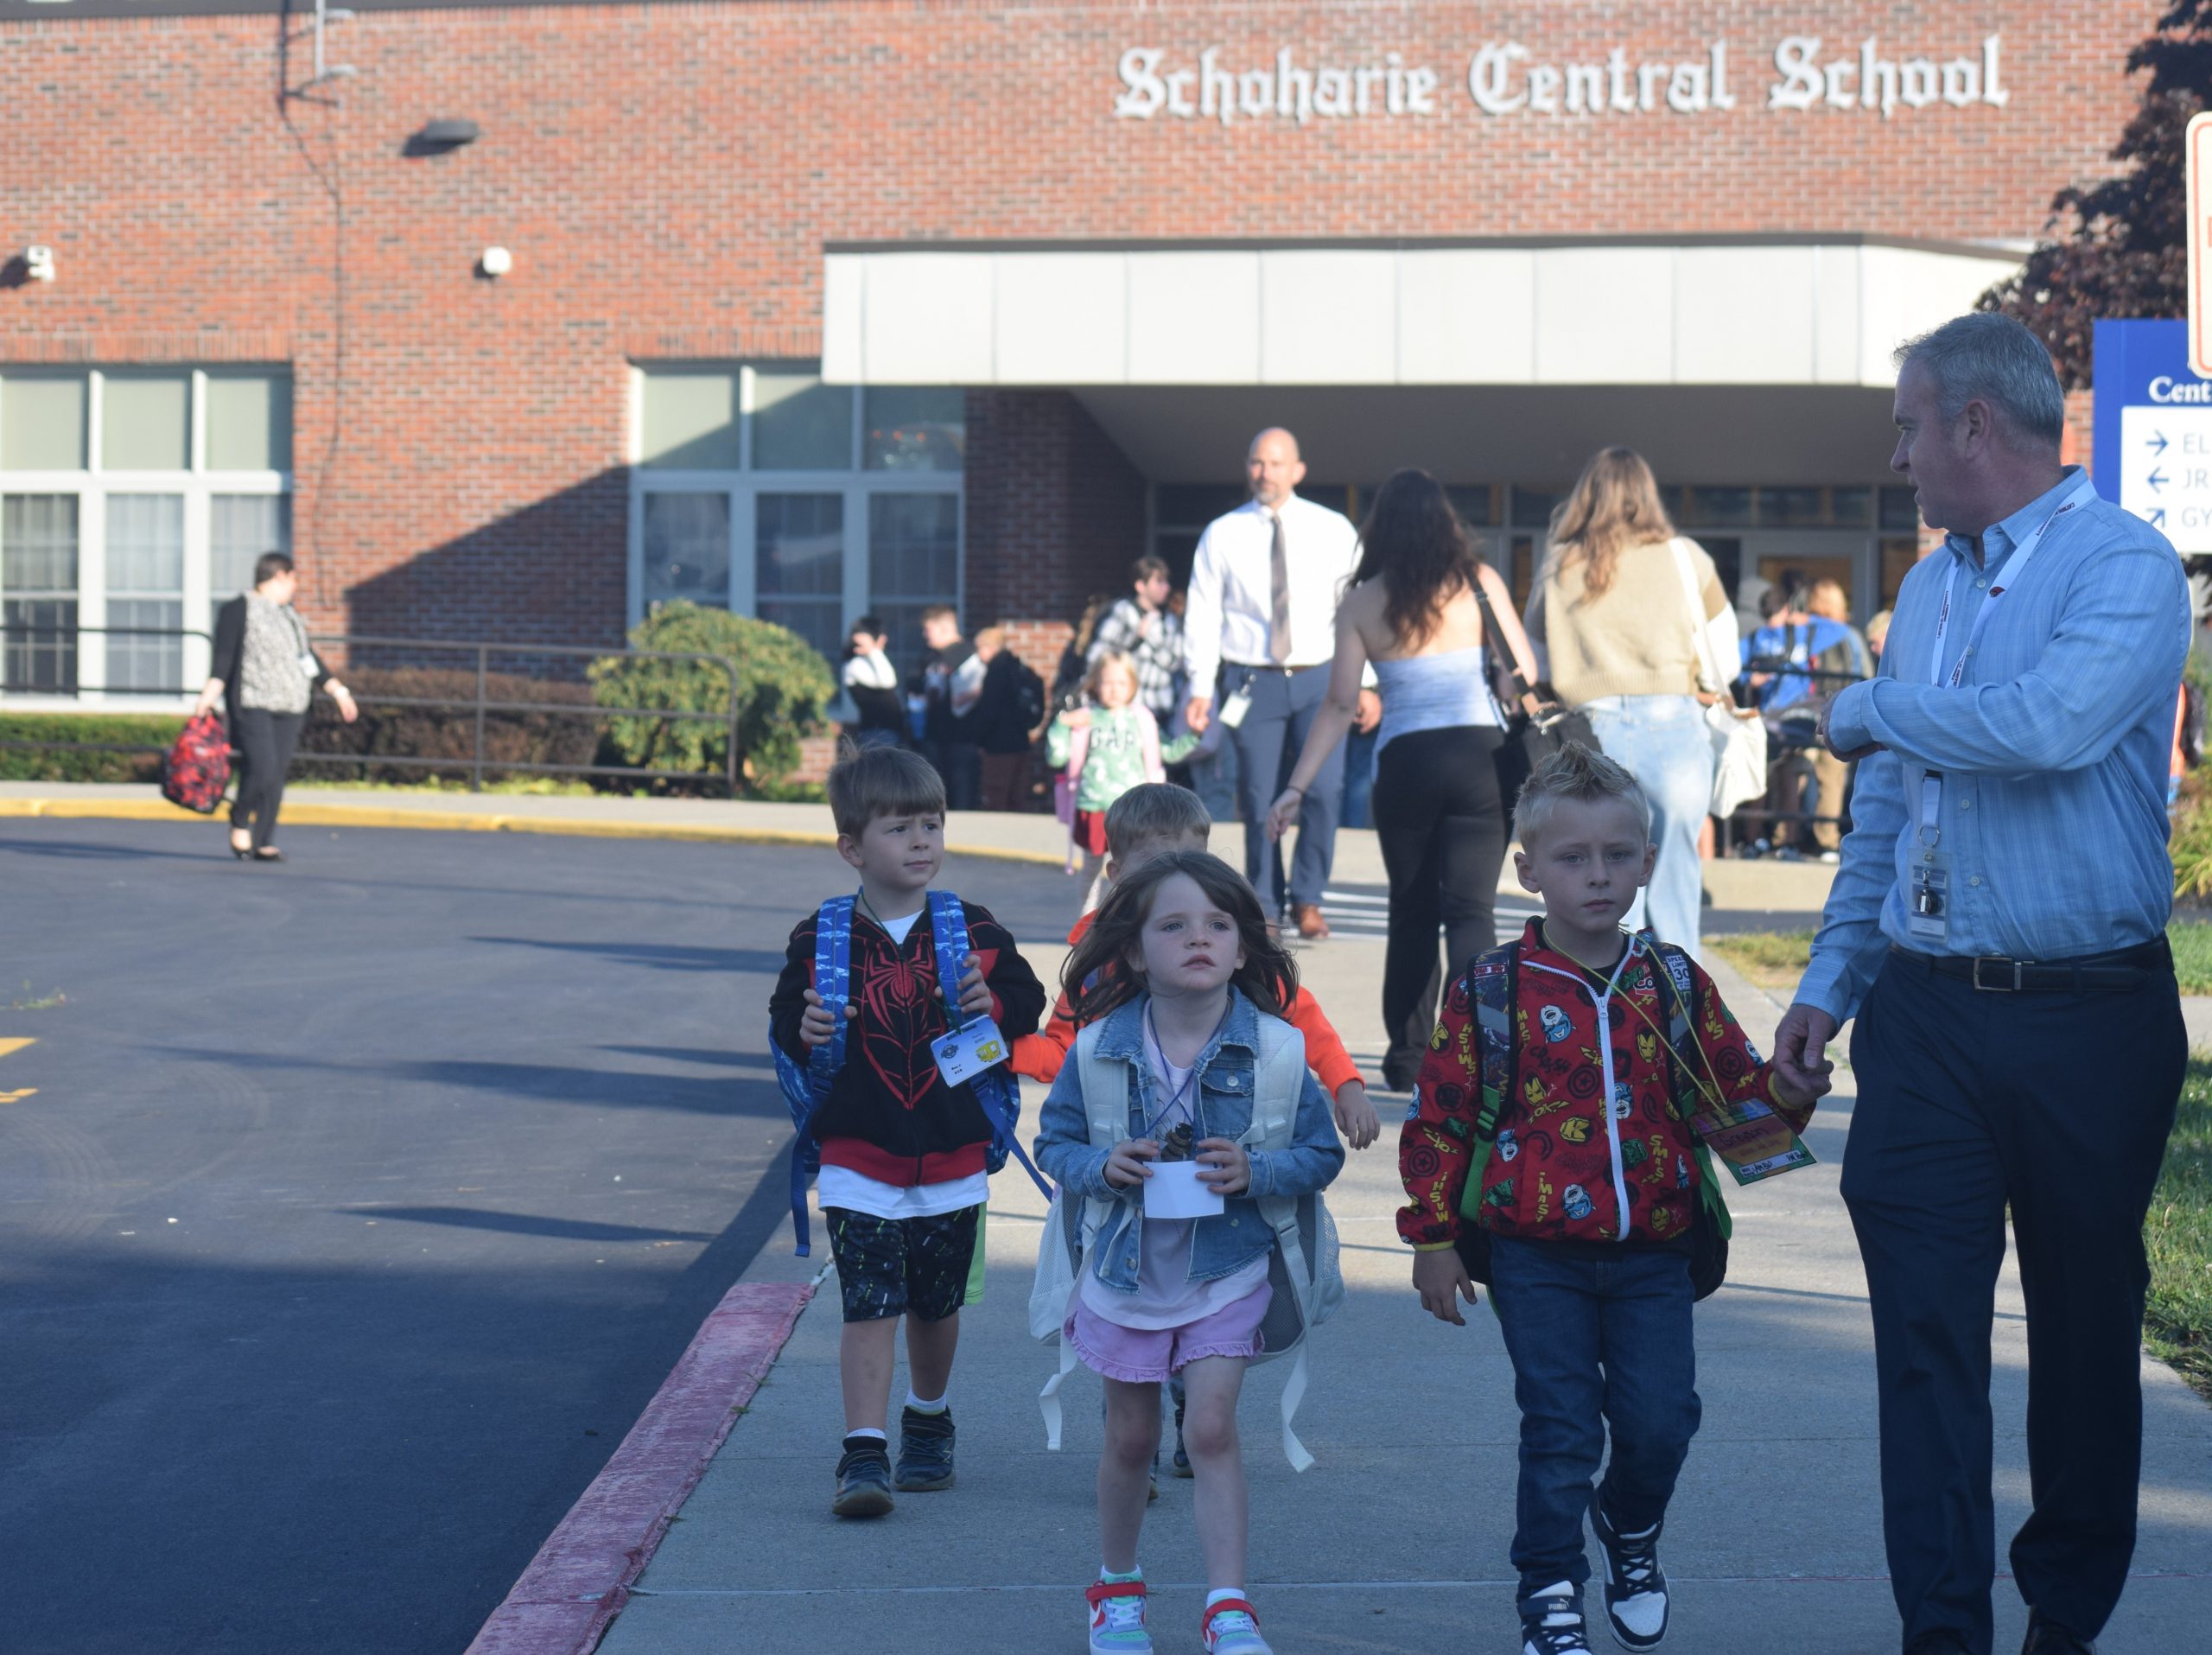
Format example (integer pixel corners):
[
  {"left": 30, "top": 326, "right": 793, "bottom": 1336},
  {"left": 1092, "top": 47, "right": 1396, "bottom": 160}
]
[
  {"left": 479, "top": 245, "right": 513, "bottom": 278},
  {"left": 23, "top": 245, "right": 54, "bottom": 283},
  {"left": 415, "top": 118, "right": 480, "bottom": 150}
]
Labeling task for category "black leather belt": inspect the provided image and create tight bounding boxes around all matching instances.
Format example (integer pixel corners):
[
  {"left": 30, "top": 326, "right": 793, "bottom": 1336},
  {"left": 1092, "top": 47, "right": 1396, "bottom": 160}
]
[{"left": 1891, "top": 937, "right": 2171, "bottom": 993}]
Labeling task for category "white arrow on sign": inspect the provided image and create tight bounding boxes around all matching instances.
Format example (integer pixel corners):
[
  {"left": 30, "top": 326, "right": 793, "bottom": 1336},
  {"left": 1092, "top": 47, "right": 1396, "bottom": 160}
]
[{"left": 2121, "top": 405, "right": 2212, "bottom": 551}]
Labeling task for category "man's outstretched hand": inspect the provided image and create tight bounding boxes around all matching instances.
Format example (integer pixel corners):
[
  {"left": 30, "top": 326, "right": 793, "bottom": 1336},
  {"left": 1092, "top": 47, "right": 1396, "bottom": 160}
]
[{"left": 1772, "top": 1002, "right": 1840, "bottom": 1101}]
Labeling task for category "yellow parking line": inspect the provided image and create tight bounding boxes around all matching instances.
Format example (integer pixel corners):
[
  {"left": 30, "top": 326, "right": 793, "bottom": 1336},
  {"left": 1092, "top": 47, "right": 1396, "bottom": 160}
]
[{"left": 0, "top": 1035, "right": 35, "bottom": 1104}]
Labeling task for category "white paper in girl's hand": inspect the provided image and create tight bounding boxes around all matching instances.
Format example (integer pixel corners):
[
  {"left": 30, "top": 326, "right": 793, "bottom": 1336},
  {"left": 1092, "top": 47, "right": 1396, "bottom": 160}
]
[{"left": 1142, "top": 1159, "right": 1225, "bottom": 1219}]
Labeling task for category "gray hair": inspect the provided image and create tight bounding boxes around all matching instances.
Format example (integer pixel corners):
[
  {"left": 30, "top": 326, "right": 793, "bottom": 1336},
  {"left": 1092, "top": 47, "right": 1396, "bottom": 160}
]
[{"left": 1893, "top": 313, "right": 2065, "bottom": 452}]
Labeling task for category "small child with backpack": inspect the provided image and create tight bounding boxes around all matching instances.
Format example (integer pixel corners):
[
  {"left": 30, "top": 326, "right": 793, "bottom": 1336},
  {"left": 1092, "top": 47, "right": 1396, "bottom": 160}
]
[
  {"left": 768, "top": 742, "right": 1046, "bottom": 1519},
  {"left": 1397, "top": 744, "right": 1826, "bottom": 1655},
  {"left": 1033, "top": 850, "right": 1345, "bottom": 1655},
  {"left": 1047, "top": 651, "right": 1200, "bottom": 912}
]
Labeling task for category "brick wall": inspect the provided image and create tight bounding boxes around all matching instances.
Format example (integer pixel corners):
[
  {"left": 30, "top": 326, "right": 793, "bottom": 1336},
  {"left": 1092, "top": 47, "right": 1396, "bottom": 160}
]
[
  {"left": 964, "top": 390, "right": 1148, "bottom": 684},
  {"left": 0, "top": 1, "right": 2160, "bottom": 650}
]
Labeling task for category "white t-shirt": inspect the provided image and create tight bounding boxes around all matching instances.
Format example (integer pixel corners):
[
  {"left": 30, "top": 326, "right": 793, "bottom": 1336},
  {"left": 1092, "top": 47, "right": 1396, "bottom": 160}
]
[
  {"left": 812, "top": 902, "right": 978, "bottom": 1220},
  {"left": 1079, "top": 1035, "right": 1268, "bottom": 1330}
]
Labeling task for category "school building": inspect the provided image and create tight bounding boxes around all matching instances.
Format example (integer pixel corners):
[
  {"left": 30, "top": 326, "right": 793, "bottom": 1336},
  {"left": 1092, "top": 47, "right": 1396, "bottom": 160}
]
[{"left": 0, "top": 0, "right": 2155, "bottom": 703}]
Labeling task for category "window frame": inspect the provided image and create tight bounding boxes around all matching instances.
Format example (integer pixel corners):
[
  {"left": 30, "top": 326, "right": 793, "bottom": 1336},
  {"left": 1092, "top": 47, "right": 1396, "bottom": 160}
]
[
  {"left": 626, "top": 364, "right": 964, "bottom": 658},
  {"left": 0, "top": 367, "right": 291, "bottom": 708}
]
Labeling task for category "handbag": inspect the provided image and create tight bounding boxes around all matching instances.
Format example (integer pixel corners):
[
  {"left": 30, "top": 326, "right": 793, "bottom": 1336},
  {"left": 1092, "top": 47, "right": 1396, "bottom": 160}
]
[
  {"left": 160, "top": 712, "right": 232, "bottom": 814},
  {"left": 1668, "top": 538, "right": 1767, "bottom": 819},
  {"left": 1469, "top": 577, "right": 1599, "bottom": 813}
]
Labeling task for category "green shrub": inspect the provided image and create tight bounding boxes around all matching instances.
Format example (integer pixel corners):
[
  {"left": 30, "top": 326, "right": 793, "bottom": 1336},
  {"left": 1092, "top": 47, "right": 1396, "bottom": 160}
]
[
  {"left": 588, "top": 602, "right": 833, "bottom": 791},
  {"left": 298, "top": 665, "right": 600, "bottom": 784},
  {"left": 0, "top": 711, "right": 184, "bottom": 782}
]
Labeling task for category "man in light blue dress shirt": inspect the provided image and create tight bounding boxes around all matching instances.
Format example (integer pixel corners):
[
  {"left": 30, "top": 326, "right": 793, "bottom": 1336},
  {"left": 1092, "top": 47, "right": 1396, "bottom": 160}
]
[{"left": 1775, "top": 314, "right": 2191, "bottom": 1655}]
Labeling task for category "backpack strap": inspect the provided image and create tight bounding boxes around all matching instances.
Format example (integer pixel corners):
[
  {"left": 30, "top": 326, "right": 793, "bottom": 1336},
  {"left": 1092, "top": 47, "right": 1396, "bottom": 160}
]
[
  {"left": 772, "top": 894, "right": 855, "bottom": 1257},
  {"left": 1453, "top": 941, "right": 1522, "bottom": 1231},
  {"left": 1647, "top": 940, "right": 1734, "bottom": 1244},
  {"left": 927, "top": 891, "right": 1052, "bottom": 1201},
  {"left": 1039, "top": 1021, "right": 1128, "bottom": 1449}
]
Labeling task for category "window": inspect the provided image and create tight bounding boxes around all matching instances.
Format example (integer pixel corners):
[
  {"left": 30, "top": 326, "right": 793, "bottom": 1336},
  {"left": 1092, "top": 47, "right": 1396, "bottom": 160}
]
[
  {"left": 105, "top": 494, "right": 184, "bottom": 691},
  {"left": 755, "top": 493, "right": 845, "bottom": 661},
  {"left": 2, "top": 495, "right": 79, "bottom": 692},
  {"left": 630, "top": 366, "right": 963, "bottom": 667},
  {"left": 0, "top": 368, "right": 291, "bottom": 703}
]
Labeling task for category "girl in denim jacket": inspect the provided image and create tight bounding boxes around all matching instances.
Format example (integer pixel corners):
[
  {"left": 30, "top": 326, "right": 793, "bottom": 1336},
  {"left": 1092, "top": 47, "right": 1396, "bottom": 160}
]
[{"left": 1034, "top": 851, "right": 1344, "bottom": 1655}]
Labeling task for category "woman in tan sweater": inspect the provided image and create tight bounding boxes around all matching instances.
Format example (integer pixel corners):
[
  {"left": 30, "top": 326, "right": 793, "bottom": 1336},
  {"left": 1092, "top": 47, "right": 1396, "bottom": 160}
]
[{"left": 1523, "top": 448, "right": 1734, "bottom": 954}]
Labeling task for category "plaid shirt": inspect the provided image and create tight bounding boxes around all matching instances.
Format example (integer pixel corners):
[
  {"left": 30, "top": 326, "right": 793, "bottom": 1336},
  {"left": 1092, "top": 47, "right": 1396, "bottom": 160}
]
[{"left": 1087, "top": 597, "right": 1183, "bottom": 717}]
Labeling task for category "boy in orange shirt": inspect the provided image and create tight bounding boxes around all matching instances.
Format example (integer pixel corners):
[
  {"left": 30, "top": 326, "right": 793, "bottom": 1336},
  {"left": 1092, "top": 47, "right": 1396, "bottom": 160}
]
[{"left": 1012, "top": 783, "right": 1377, "bottom": 1143}]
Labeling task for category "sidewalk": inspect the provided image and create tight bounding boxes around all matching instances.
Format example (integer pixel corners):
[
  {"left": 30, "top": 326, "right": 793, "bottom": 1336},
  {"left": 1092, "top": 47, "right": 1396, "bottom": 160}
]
[
  {"left": 575, "top": 937, "right": 2210, "bottom": 1655},
  {"left": 0, "top": 780, "right": 1840, "bottom": 911}
]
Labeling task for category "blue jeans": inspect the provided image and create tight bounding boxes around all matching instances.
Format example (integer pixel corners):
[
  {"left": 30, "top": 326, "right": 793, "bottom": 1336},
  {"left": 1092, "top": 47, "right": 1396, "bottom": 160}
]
[
  {"left": 1223, "top": 663, "right": 1345, "bottom": 913},
  {"left": 1488, "top": 1236, "right": 1701, "bottom": 1598},
  {"left": 1580, "top": 695, "right": 1713, "bottom": 959}
]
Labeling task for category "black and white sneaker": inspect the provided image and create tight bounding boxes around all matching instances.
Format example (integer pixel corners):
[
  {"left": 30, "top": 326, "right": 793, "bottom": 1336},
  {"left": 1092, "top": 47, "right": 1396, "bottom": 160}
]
[
  {"left": 1520, "top": 1582, "right": 1593, "bottom": 1655},
  {"left": 1590, "top": 1495, "right": 1669, "bottom": 1649},
  {"left": 831, "top": 1438, "right": 893, "bottom": 1518}
]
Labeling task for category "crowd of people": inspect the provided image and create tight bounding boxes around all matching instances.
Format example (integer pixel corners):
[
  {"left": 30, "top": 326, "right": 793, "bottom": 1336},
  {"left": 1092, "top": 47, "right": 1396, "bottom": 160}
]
[{"left": 780, "top": 310, "right": 2195, "bottom": 1655}]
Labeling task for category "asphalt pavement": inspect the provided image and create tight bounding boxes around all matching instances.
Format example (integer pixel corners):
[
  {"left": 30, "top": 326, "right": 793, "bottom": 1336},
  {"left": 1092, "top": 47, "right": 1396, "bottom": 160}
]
[{"left": 0, "top": 819, "right": 1073, "bottom": 1655}]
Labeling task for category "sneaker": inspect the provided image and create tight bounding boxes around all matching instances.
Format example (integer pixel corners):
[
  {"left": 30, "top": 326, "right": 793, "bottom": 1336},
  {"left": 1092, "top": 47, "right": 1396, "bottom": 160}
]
[
  {"left": 1085, "top": 1577, "right": 1152, "bottom": 1654},
  {"left": 1591, "top": 1496, "right": 1669, "bottom": 1650},
  {"left": 1200, "top": 1598, "right": 1271, "bottom": 1655},
  {"left": 830, "top": 1440, "right": 893, "bottom": 1518},
  {"left": 1172, "top": 1395, "right": 1192, "bottom": 1478},
  {"left": 1520, "top": 1582, "right": 1593, "bottom": 1655},
  {"left": 893, "top": 1405, "right": 955, "bottom": 1492}
]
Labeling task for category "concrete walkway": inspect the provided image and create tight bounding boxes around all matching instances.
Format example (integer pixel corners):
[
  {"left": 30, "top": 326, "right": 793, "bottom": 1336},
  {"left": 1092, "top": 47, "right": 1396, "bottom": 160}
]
[
  {"left": 0, "top": 779, "right": 1839, "bottom": 911},
  {"left": 592, "top": 936, "right": 2212, "bottom": 1655}
]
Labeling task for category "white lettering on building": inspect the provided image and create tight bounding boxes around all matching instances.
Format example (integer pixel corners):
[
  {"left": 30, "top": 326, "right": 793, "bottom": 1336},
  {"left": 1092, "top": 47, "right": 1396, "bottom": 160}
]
[{"left": 1114, "top": 35, "right": 2011, "bottom": 121}]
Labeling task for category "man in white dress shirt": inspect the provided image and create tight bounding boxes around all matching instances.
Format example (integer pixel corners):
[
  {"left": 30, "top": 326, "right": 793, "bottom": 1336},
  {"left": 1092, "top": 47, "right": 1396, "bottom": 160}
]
[{"left": 1184, "top": 427, "right": 1369, "bottom": 937}]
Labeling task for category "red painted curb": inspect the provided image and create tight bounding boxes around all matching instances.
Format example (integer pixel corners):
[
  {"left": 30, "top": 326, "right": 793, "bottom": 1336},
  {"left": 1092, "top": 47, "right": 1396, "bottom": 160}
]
[{"left": 463, "top": 1279, "right": 813, "bottom": 1655}]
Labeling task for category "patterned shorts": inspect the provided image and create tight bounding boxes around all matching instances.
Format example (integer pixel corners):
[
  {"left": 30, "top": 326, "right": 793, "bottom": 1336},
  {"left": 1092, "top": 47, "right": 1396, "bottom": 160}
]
[{"left": 824, "top": 1204, "right": 986, "bottom": 1325}]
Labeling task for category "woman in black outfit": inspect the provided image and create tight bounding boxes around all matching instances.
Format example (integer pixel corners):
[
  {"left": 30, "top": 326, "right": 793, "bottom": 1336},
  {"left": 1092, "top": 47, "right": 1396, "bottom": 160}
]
[
  {"left": 1264, "top": 470, "right": 1539, "bottom": 1089},
  {"left": 194, "top": 551, "right": 358, "bottom": 861}
]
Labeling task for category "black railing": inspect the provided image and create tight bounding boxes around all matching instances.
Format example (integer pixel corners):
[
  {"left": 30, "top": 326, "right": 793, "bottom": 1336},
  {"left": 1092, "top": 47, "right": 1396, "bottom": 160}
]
[
  {"left": 0, "top": 625, "right": 750, "bottom": 796},
  {"left": 1718, "top": 658, "right": 1872, "bottom": 855}
]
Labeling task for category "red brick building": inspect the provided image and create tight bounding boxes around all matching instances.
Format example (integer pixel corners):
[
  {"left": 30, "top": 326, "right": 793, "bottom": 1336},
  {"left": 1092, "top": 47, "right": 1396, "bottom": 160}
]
[{"left": 0, "top": 0, "right": 2158, "bottom": 702}]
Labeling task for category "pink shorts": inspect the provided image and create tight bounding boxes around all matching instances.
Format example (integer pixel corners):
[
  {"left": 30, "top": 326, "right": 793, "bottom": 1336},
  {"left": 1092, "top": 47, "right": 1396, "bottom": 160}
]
[{"left": 1065, "top": 1282, "right": 1271, "bottom": 1384}]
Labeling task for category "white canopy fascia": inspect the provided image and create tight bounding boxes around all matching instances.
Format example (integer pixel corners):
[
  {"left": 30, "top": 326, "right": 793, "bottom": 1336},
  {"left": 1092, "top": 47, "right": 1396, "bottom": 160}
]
[{"left": 821, "top": 238, "right": 2023, "bottom": 390}]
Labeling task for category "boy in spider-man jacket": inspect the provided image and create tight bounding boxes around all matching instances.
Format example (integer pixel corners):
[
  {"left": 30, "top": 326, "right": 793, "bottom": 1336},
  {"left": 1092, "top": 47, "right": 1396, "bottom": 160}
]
[
  {"left": 769, "top": 742, "right": 1045, "bottom": 1521},
  {"left": 1397, "top": 745, "right": 1824, "bottom": 1655}
]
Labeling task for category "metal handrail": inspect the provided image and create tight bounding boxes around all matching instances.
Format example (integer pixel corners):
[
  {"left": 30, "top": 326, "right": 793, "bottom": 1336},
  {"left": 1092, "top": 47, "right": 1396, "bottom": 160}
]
[{"left": 0, "top": 625, "right": 757, "bottom": 796}]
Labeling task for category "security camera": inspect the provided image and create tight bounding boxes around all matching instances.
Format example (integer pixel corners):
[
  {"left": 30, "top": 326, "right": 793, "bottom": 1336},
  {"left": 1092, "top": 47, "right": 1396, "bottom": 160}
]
[{"left": 24, "top": 246, "right": 54, "bottom": 283}]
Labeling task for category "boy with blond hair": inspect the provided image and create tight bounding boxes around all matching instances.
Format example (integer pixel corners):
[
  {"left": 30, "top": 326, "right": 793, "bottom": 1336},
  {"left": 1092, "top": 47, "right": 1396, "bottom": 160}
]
[{"left": 1399, "top": 745, "right": 1825, "bottom": 1655}]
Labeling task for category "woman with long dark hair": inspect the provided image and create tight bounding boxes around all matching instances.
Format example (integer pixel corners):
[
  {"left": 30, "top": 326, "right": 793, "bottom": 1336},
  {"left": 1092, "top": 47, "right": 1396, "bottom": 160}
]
[
  {"left": 1265, "top": 468, "right": 1537, "bottom": 1091},
  {"left": 1524, "top": 446, "right": 1734, "bottom": 955}
]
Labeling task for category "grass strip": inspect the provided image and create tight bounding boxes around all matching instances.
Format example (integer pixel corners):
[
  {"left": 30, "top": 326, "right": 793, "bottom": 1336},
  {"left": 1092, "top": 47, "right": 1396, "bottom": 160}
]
[{"left": 2147, "top": 1060, "right": 2212, "bottom": 1400}]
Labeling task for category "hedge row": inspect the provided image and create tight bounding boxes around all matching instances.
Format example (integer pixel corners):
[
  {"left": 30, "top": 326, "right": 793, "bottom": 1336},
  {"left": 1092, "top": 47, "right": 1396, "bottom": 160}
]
[
  {"left": 0, "top": 712, "right": 182, "bottom": 782},
  {"left": 300, "top": 665, "right": 601, "bottom": 784}
]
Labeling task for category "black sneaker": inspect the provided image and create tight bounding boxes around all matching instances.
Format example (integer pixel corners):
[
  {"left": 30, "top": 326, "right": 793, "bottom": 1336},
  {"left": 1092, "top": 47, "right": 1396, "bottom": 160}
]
[
  {"left": 893, "top": 1405, "right": 956, "bottom": 1493},
  {"left": 1591, "top": 1495, "right": 1669, "bottom": 1650},
  {"left": 831, "top": 1438, "right": 893, "bottom": 1518},
  {"left": 1171, "top": 1395, "right": 1192, "bottom": 1478},
  {"left": 1520, "top": 1582, "right": 1592, "bottom": 1655}
]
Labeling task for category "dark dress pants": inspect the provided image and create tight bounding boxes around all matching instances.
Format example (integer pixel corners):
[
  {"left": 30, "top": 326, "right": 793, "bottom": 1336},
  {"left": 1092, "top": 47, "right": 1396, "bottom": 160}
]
[
  {"left": 230, "top": 706, "right": 306, "bottom": 850},
  {"left": 1371, "top": 725, "right": 1506, "bottom": 1077},
  {"left": 1841, "top": 947, "right": 2184, "bottom": 1654},
  {"left": 925, "top": 738, "right": 982, "bottom": 812},
  {"left": 1224, "top": 663, "right": 1344, "bottom": 916}
]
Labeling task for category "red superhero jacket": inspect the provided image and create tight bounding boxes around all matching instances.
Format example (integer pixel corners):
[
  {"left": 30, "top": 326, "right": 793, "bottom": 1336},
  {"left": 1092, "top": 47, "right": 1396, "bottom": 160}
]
[{"left": 1397, "top": 921, "right": 1810, "bottom": 1251}]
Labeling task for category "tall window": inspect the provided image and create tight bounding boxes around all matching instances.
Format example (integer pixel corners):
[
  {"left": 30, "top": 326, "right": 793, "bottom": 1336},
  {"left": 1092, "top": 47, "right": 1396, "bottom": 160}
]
[
  {"left": 0, "top": 367, "right": 292, "bottom": 700},
  {"left": 632, "top": 365, "right": 963, "bottom": 674}
]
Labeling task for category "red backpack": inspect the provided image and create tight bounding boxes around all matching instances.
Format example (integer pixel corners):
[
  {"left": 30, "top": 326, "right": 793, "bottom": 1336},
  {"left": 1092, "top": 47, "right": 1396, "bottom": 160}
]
[{"left": 161, "top": 713, "right": 232, "bottom": 813}]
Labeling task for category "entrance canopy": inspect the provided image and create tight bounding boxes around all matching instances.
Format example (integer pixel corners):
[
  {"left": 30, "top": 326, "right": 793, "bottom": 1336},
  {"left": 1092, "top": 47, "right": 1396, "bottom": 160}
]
[{"left": 821, "top": 235, "right": 2023, "bottom": 392}]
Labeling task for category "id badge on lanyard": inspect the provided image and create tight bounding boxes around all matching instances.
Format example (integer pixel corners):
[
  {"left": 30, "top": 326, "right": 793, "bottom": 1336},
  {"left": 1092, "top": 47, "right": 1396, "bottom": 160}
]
[{"left": 1905, "top": 767, "right": 1952, "bottom": 948}]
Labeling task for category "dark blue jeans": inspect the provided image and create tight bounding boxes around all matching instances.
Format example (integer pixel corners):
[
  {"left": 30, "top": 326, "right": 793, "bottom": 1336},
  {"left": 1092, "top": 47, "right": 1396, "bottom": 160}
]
[{"left": 1488, "top": 1236, "right": 1701, "bottom": 1600}]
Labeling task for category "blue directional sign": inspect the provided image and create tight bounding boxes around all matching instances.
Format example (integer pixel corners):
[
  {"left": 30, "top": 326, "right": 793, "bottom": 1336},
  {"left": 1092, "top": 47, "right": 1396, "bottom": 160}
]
[{"left": 2093, "top": 318, "right": 2212, "bottom": 548}]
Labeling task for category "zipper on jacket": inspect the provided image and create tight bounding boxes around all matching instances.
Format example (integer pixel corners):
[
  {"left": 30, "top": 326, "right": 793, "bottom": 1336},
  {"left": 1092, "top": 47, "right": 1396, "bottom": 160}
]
[{"left": 1525, "top": 947, "right": 1637, "bottom": 1242}]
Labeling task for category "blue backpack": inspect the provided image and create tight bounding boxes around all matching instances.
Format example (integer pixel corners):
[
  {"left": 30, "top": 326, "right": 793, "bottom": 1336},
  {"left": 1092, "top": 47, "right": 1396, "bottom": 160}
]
[{"left": 772, "top": 889, "right": 1051, "bottom": 1256}]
